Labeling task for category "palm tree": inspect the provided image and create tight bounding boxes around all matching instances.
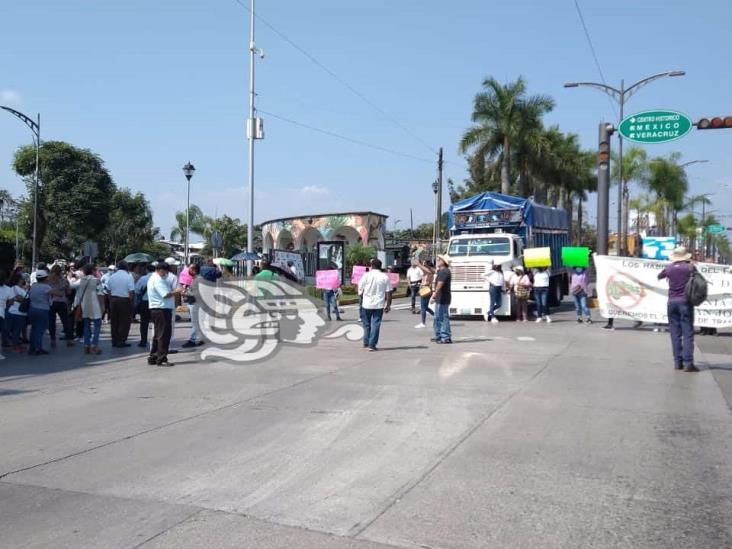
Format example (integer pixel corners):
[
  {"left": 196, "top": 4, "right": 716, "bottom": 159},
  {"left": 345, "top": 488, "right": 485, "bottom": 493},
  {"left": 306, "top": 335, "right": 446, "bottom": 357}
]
[
  {"left": 645, "top": 155, "right": 688, "bottom": 235},
  {"left": 460, "top": 76, "right": 554, "bottom": 195},
  {"left": 170, "top": 205, "right": 209, "bottom": 242},
  {"left": 611, "top": 146, "right": 648, "bottom": 244}
]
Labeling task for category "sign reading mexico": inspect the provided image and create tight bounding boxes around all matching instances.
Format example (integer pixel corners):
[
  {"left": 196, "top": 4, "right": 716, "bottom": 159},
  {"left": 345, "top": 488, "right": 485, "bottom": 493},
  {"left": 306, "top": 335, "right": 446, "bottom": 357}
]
[
  {"left": 594, "top": 255, "right": 732, "bottom": 327},
  {"left": 619, "top": 110, "right": 692, "bottom": 144}
]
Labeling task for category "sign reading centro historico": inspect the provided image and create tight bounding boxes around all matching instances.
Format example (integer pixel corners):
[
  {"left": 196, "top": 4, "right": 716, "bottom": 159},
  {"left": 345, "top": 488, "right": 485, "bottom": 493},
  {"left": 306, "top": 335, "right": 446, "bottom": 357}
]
[{"left": 619, "top": 110, "right": 693, "bottom": 144}]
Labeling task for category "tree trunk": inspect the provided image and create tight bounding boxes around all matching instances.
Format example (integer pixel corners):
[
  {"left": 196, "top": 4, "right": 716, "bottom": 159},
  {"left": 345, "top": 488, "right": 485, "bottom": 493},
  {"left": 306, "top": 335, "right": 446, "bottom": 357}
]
[
  {"left": 564, "top": 191, "right": 573, "bottom": 241},
  {"left": 533, "top": 180, "right": 547, "bottom": 203},
  {"left": 501, "top": 137, "right": 511, "bottom": 195},
  {"left": 519, "top": 170, "right": 531, "bottom": 198},
  {"left": 577, "top": 194, "right": 583, "bottom": 245}
]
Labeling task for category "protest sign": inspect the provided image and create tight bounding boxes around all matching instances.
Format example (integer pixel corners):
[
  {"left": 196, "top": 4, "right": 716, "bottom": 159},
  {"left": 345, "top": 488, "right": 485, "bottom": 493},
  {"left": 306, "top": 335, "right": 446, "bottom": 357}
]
[
  {"left": 642, "top": 237, "right": 676, "bottom": 260},
  {"left": 594, "top": 254, "right": 732, "bottom": 327},
  {"left": 524, "top": 247, "right": 552, "bottom": 268},
  {"left": 351, "top": 265, "right": 367, "bottom": 285},
  {"left": 271, "top": 250, "right": 304, "bottom": 281},
  {"left": 388, "top": 272, "right": 400, "bottom": 289},
  {"left": 561, "top": 247, "right": 590, "bottom": 268},
  {"left": 315, "top": 270, "right": 340, "bottom": 290}
]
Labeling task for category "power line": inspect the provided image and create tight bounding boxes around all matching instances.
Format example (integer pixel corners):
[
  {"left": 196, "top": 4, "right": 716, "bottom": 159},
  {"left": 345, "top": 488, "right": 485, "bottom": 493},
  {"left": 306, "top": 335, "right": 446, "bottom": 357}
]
[
  {"left": 572, "top": 0, "right": 619, "bottom": 120},
  {"left": 257, "top": 109, "right": 435, "bottom": 165},
  {"left": 230, "top": 0, "right": 436, "bottom": 154}
]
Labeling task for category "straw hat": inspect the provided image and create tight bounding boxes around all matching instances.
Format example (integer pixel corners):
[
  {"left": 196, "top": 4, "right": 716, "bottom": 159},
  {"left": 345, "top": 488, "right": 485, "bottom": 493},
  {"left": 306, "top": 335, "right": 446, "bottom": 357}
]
[
  {"left": 437, "top": 254, "right": 450, "bottom": 266},
  {"left": 513, "top": 265, "right": 525, "bottom": 273},
  {"left": 669, "top": 246, "right": 691, "bottom": 262}
]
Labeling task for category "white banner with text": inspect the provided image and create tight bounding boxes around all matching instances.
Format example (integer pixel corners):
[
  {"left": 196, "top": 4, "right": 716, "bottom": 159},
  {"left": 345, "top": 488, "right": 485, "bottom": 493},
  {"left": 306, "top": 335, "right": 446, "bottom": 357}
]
[{"left": 594, "top": 255, "right": 732, "bottom": 327}]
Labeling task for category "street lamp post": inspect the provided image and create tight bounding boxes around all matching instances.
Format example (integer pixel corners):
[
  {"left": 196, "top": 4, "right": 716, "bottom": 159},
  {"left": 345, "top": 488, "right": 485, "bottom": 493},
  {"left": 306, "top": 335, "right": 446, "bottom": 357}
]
[
  {"left": 182, "top": 162, "right": 196, "bottom": 266},
  {"left": 432, "top": 181, "right": 439, "bottom": 258},
  {"left": 1, "top": 106, "right": 40, "bottom": 269},
  {"left": 565, "top": 71, "right": 685, "bottom": 255}
]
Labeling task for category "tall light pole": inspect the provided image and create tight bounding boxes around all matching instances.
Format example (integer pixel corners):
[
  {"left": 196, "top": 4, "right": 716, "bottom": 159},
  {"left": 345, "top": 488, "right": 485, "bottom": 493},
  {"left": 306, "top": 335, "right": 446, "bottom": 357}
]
[
  {"left": 1, "top": 106, "right": 40, "bottom": 269},
  {"left": 565, "top": 70, "right": 685, "bottom": 255},
  {"left": 182, "top": 162, "right": 195, "bottom": 266},
  {"left": 246, "top": 0, "right": 264, "bottom": 273},
  {"left": 431, "top": 180, "right": 439, "bottom": 258}
]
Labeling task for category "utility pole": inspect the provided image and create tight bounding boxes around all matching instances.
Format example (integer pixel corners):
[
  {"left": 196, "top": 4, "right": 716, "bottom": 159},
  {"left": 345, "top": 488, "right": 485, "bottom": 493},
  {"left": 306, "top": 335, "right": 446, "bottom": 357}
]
[
  {"left": 436, "top": 147, "right": 443, "bottom": 252},
  {"left": 597, "top": 122, "right": 614, "bottom": 255},
  {"left": 246, "top": 0, "right": 264, "bottom": 274}
]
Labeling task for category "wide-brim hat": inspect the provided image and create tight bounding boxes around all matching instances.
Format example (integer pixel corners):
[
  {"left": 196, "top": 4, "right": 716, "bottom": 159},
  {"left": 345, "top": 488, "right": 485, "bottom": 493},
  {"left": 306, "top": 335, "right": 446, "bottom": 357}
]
[
  {"left": 513, "top": 265, "right": 525, "bottom": 273},
  {"left": 437, "top": 254, "right": 450, "bottom": 266},
  {"left": 670, "top": 246, "right": 692, "bottom": 262},
  {"left": 35, "top": 269, "right": 49, "bottom": 279}
]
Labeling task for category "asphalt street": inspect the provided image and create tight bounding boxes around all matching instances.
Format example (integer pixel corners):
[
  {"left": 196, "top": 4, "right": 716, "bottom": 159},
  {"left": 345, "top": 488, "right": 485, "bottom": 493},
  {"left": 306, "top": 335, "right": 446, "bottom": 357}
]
[{"left": 1, "top": 300, "right": 731, "bottom": 549}]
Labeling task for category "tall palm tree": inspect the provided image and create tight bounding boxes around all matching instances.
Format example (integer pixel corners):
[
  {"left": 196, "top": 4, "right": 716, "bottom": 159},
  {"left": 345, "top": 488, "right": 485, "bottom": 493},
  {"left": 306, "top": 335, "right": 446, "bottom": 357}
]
[
  {"left": 611, "top": 146, "right": 648, "bottom": 243},
  {"left": 170, "top": 205, "right": 209, "bottom": 242},
  {"left": 460, "top": 76, "right": 554, "bottom": 195},
  {"left": 645, "top": 155, "right": 688, "bottom": 235}
]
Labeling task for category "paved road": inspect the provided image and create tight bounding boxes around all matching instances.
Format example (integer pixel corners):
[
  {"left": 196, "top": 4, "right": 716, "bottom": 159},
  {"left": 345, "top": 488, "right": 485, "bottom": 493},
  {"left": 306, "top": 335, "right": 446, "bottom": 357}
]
[{"left": 1, "top": 302, "right": 731, "bottom": 548}]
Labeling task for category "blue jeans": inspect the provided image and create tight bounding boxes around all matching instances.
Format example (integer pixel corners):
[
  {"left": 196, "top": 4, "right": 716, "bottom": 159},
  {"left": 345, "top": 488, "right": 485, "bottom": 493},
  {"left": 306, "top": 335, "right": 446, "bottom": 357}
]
[
  {"left": 667, "top": 300, "right": 694, "bottom": 365},
  {"left": 433, "top": 302, "right": 451, "bottom": 341},
  {"left": 420, "top": 294, "right": 434, "bottom": 324},
  {"left": 188, "top": 303, "right": 199, "bottom": 342},
  {"left": 362, "top": 308, "right": 384, "bottom": 349},
  {"left": 489, "top": 286, "right": 502, "bottom": 319},
  {"left": 573, "top": 292, "right": 590, "bottom": 318},
  {"left": 29, "top": 306, "right": 50, "bottom": 352},
  {"left": 323, "top": 290, "right": 340, "bottom": 320},
  {"left": 9, "top": 313, "right": 25, "bottom": 346},
  {"left": 534, "top": 288, "right": 549, "bottom": 318},
  {"left": 410, "top": 283, "right": 420, "bottom": 310},
  {"left": 84, "top": 318, "right": 102, "bottom": 347}
]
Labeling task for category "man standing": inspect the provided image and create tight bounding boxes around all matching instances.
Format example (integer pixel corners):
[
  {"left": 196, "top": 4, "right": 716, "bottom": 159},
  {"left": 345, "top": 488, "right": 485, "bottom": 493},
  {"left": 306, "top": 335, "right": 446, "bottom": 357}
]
[
  {"left": 100, "top": 265, "right": 116, "bottom": 324},
  {"left": 147, "top": 262, "right": 182, "bottom": 366},
  {"left": 658, "top": 246, "right": 697, "bottom": 372},
  {"left": 107, "top": 261, "right": 135, "bottom": 347},
  {"left": 357, "top": 258, "right": 392, "bottom": 352},
  {"left": 135, "top": 264, "right": 155, "bottom": 347},
  {"left": 181, "top": 263, "right": 204, "bottom": 348},
  {"left": 430, "top": 255, "right": 452, "bottom": 344},
  {"left": 406, "top": 260, "right": 423, "bottom": 315}
]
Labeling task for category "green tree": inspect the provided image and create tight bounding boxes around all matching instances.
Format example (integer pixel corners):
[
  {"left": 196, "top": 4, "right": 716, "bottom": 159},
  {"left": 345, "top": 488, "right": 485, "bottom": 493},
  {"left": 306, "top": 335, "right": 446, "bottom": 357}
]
[
  {"left": 346, "top": 242, "right": 376, "bottom": 268},
  {"left": 170, "top": 205, "right": 209, "bottom": 243},
  {"left": 460, "top": 76, "right": 554, "bottom": 195},
  {"left": 646, "top": 154, "right": 688, "bottom": 234},
  {"left": 100, "top": 188, "right": 159, "bottom": 262},
  {"left": 13, "top": 141, "right": 115, "bottom": 259},
  {"left": 200, "top": 215, "right": 248, "bottom": 258}
]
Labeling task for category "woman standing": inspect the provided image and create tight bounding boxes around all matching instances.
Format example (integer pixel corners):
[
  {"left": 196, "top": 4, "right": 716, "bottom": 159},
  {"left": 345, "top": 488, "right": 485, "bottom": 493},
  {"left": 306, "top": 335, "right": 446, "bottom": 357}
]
[
  {"left": 73, "top": 264, "right": 104, "bottom": 355},
  {"left": 533, "top": 267, "right": 551, "bottom": 323},
  {"left": 511, "top": 266, "right": 532, "bottom": 322},
  {"left": 29, "top": 270, "right": 64, "bottom": 355},
  {"left": 415, "top": 260, "right": 435, "bottom": 329},
  {"left": 7, "top": 273, "right": 28, "bottom": 353},
  {"left": 570, "top": 267, "right": 592, "bottom": 324},
  {"left": 48, "top": 264, "right": 74, "bottom": 347}
]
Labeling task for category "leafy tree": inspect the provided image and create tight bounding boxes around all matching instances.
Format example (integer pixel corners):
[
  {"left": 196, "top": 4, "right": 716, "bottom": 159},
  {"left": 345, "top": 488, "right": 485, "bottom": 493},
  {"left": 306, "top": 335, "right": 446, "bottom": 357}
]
[
  {"left": 460, "top": 76, "right": 554, "bottom": 195},
  {"left": 645, "top": 155, "right": 688, "bottom": 234},
  {"left": 100, "top": 188, "right": 159, "bottom": 263},
  {"left": 170, "top": 205, "right": 208, "bottom": 242},
  {"left": 200, "top": 215, "right": 248, "bottom": 258},
  {"left": 13, "top": 141, "right": 115, "bottom": 259},
  {"left": 346, "top": 242, "right": 376, "bottom": 268}
]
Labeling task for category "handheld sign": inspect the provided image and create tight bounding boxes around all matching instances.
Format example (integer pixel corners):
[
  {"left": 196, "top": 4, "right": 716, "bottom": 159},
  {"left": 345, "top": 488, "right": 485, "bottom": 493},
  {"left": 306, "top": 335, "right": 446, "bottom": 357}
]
[
  {"left": 388, "top": 272, "right": 400, "bottom": 289},
  {"left": 351, "top": 265, "right": 367, "bottom": 285},
  {"left": 561, "top": 247, "right": 590, "bottom": 268},
  {"left": 315, "top": 270, "right": 340, "bottom": 290},
  {"left": 524, "top": 247, "right": 552, "bottom": 268}
]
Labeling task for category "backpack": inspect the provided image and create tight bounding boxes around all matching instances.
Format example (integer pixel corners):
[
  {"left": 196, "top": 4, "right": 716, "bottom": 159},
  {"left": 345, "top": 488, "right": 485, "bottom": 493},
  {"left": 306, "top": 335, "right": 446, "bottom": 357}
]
[{"left": 685, "top": 266, "right": 708, "bottom": 307}]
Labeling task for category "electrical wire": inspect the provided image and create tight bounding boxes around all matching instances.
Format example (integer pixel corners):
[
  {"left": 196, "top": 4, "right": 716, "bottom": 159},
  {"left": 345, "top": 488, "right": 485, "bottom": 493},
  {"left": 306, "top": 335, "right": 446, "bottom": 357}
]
[
  {"left": 231, "top": 0, "right": 436, "bottom": 154},
  {"left": 572, "top": 0, "right": 619, "bottom": 120}
]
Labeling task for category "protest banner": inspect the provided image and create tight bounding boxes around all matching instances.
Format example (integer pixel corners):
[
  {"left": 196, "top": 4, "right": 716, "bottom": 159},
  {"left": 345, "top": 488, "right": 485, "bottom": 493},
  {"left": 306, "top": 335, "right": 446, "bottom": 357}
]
[
  {"left": 351, "top": 265, "right": 367, "bottom": 285},
  {"left": 561, "top": 246, "right": 590, "bottom": 267},
  {"left": 594, "top": 254, "right": 732, "bottom": 327},
  {"left": 315, "top": 270, "right": 340, "bottom": 290},
  {"left": 524, "top": 247, "right": 551, "bottom": 268},
  {"left": 388, "top": 272, "right": 400, "bottom": 289},
  {"left": 271, "top": 249, "right": 304, "bottom": 281}
]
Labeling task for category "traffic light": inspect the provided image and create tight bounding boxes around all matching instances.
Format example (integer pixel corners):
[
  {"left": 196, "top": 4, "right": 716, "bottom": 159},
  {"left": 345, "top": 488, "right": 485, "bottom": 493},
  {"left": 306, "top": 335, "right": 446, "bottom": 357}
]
[
  {"left": 598, "top": 123, "right": 614, "bottom": 165},
  {"left": 697, "top": 116, "right": 732, "bottom": 130}
]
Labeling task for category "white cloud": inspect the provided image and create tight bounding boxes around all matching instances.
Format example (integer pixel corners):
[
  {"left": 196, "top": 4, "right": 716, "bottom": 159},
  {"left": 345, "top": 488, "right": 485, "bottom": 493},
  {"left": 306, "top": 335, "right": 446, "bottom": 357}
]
[
  {"left": 0, "top": 89, "right": 22, "bottom": 106},
  {"left": 297, "top": 185, "right": 330, "bottom": 196}
]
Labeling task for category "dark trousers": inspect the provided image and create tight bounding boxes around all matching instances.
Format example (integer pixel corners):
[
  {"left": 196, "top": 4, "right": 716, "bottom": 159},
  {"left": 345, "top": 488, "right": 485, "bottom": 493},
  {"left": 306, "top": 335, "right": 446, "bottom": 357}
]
[
  {"left": 138, "top": 300, "right": 150, "bottom": 343},
  {"left": 668, "top": 300, "right": 694, "bottom": 365},
  {"left": 110, "top": 296, "right": 132, "bottom": 345},
  {"left": 49, "top": 301, "right": 72, "bottom": 340},
  {"left": 149, "top": 308, "right": 172, "bottom": 363},
  {"left": 410, "top": 283, "right": 420, "bottom": 310}
]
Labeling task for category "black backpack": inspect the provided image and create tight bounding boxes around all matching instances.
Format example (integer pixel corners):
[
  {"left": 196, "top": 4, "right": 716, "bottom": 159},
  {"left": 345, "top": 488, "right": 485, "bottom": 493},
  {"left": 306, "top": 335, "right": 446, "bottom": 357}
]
[{"left": 685, "top": 266, "right": 708, "bottom": 307}]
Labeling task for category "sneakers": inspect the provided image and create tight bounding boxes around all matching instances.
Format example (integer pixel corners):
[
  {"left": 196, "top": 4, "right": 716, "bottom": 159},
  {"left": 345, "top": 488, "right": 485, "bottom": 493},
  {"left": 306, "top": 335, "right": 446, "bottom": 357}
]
[
  {"left": 585, "top": 319, "right": 592, "bottom": 325},
  {"left": 415, "top": 323, "right": 426, "bottom": 328},
  {"left": 181, "top": 340, "right": 197, "bottom": 348},
  {"left": 545, "top": 316, "right": 552, "bottom": 323},
  {"left": 576, "top": 318, "right": 583, "bottom": 324},
  {"left": 535, "top": 317, "right": 542, "bottom": 323},
  {"left": 490, "top": 317, "right": 499, "bottom": 324}
]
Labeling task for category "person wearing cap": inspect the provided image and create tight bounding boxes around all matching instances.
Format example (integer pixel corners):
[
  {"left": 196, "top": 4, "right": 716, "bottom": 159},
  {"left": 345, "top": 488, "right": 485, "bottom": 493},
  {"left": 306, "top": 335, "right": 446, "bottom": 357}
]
[
  {"left": 28, "top": 269, "right": 65, "bottom": 355},
  {"left": 147, "top": 261, "right": 183, "bottom": 366},
  {"left": 430, "top": 255, "right": 452, "bottom": 344},
  {"left": 510, "top": 266, "right": 532, "bottom": 322},
  {"left": 657, "top": 246, "right": 697, "bottom": 372}
]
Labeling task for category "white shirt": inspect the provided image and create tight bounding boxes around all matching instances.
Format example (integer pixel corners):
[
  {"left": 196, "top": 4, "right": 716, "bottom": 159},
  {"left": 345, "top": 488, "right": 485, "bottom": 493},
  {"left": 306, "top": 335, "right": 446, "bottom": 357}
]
[
  {"left": 358, "top": 269, "right": 392, "bottom": 309},
  {"left": 407, "top": 266, "right": 424, "bottom": 283},
  {"left": 0, "top": 285, "right": 14, "bottom": 318},
  {"left": 107, "top": 270, "right": 135, "bottom": 298},
  {"left": 9, "top": 285, "right": 28, "bottom": 316},
  {"left": 485, "top": 270, "right": 504, "bottom": 287},
  {"left": 533, "top": 270, "right": 550, "bottom": 288}
]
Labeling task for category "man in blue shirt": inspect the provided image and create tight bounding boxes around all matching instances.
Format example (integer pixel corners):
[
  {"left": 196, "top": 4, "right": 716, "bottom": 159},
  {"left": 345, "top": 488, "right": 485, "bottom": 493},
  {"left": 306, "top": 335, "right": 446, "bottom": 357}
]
[{"left": 147, "top": 262, "right": 182, "bottom": 366}]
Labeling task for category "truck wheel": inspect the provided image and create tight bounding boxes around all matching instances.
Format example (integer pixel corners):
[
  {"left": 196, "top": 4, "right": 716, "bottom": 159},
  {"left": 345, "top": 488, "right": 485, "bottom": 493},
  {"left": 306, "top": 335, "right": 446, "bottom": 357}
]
[{"left": 548, "top": 278, "right": 562, "bottom": 307}]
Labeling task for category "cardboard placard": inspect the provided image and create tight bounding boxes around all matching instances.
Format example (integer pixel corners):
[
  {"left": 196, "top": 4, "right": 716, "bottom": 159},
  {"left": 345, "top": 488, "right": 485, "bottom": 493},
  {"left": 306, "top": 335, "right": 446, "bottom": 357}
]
[
  {"left": 315, "top": 270, "right": 340, "bottom": 290},
  {"left": 561, "top": 246, "right": 590, "bottom": 268},
  {"left": 178, "top": 267, "right": 193, "bottom": 286},
  {"left": 351, "top": 265, "right": 367, "bottom": 285},
  {"left": 524, "top": 247, "right": 552, "bottom": 268},
  {"left": 388, "top": 272, "right": 400, "bottom": 289}
]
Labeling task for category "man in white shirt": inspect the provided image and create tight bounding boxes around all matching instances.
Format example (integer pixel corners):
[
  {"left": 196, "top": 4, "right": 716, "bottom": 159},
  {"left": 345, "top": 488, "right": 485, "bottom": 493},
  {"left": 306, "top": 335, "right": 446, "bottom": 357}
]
[
  {"left": 357, "top": 258, "right": 392, "bottom": 351},
  {"left": 406, "top": 260, "right": 423, "bottom": 314},
  {"left": 147, "top": 262, "right": 183, "bottom": 366},
  {"left": 107, "top": 261, "right": 135, "bottom": 347}
]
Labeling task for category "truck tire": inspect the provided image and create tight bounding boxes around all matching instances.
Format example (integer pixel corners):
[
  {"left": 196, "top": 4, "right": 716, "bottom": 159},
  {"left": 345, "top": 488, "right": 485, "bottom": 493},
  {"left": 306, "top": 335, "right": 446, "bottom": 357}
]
[{"left": 548, "top": 277, "right": 562, "bottom": 307}]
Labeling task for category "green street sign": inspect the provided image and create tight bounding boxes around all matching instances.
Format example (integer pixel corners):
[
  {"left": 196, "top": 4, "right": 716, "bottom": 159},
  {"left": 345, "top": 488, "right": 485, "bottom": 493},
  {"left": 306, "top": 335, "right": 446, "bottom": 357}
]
[
  {"left": 706, "top": 223, "right": 725, "bottom": 234},
  {"left": 619, "top": 110, "right": 693, "bottom": 144}
]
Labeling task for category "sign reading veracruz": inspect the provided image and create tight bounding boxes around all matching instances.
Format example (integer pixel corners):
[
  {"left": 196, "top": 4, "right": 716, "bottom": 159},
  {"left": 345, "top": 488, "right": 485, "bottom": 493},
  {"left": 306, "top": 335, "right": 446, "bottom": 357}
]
[{"left": 618, "top": 110, "right": 692, "bottom": 144}]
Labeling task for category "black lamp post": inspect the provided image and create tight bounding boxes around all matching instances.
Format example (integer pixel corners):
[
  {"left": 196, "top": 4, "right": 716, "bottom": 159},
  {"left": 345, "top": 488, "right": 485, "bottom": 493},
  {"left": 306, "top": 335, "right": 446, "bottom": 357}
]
[{"left": 182, "top": 162, "right": 196, "bottom": 265}]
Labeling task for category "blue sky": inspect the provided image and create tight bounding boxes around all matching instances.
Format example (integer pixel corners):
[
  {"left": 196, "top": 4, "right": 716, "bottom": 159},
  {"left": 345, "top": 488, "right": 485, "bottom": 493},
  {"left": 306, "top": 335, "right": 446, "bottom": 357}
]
[{"left": 2, "top": 0, "right": 731, "bottom": 239}]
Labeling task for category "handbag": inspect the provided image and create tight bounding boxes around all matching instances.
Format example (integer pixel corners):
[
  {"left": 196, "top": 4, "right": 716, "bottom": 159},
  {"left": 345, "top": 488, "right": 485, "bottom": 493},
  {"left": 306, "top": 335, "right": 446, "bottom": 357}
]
[
  {"left": 73, "top": 279, "right": 91, "bottom": 321},
  {"left": 515, "top": 285, "right": 530, "bottom": 299},
  {"left": 18, "top": 291, "right": 30, "bottom": 313},
  {"left": 571, "top": 285, "right": 584, "bottom": 296},
  {"left": 418, "top": 286, "right": 432, "bottom": 298}
]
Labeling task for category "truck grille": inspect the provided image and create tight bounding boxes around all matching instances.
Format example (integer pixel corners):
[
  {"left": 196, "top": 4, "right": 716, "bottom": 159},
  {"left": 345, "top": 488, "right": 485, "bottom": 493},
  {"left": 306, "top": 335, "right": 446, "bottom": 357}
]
[{"left": 451, "top": 265, "right": 485, "bottom": 284}]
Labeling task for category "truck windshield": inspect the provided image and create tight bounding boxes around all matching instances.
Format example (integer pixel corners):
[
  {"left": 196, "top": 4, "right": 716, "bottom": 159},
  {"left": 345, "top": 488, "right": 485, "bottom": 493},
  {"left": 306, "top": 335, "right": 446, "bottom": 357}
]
[{"left": 448, "top": 237, "right": 510, "bottom": 256}]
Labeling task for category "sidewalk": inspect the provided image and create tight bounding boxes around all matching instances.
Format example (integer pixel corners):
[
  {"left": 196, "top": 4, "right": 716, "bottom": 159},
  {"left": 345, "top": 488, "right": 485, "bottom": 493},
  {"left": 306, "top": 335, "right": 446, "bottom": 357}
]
[{"left": 1, "top": 302, "right": 730, "bottom": 548}]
